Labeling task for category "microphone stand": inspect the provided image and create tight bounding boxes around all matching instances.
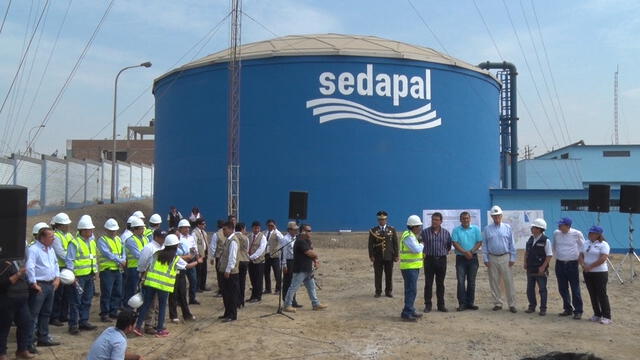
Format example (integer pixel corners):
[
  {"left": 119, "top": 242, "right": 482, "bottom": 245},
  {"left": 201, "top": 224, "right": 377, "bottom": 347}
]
[{"left": 261, "top": 236, "right": 296, "bottom": 320}]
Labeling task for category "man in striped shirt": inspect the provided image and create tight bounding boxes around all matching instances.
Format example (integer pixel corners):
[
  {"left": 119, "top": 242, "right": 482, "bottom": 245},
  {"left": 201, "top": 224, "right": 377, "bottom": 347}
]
[{"left": 421, "top": 212, "right": 452, "bottom": 313}]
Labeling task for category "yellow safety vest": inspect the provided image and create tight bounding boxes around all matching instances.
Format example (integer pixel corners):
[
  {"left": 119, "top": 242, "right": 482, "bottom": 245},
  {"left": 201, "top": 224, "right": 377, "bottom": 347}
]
[
  {"left": 144, "top": 256, "right": 179, "bottom": 293},
  {"left": 399, "top": 230, "right": 424, "bottom": 270},
  {"left": 143, "top": 227, "right": 153, "bottom": 240},
  {"left": 98, "top": 235, "right": 123, "bottom": 271},
  {"left": 73, "top": 237, "right": 98, "bottom": 276},
  {"left": 126, "top": 235, "right": 147, "bottom": 269},
  {"left": 55, "top": 231, "right": 74, "bottom": 265}
]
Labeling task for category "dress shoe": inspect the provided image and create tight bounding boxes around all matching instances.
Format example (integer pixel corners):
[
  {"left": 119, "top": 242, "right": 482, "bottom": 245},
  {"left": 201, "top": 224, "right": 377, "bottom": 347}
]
[
  {"left": 423, "top": 305, "right": 432, "bottom": 313},
  {"left": 525, "top": 308, "right": 536, "bottom": 314},
  {"left": 539, "top": 310, "right": 547, "bottom": 316},
  {"left": 385, "top": 293, "right": 393, "bottom": 298},
  {"left": 247, "top": 298, "right": 260, "bottom": 303},
  {"left": 189, "top": 300, "right": 201, "bottom": 305},
  {"left": 49, "top": 319, "right": 64, "bottom": 327},
  {"left": 15, "top": 350, "right": 35, "bottom": 359},
  {"left": 283, "top": 306, "right": 296, "bottom": 313},
  {"left": 411, "top": 313, "right": 423, "bottom": 318},
  {"left": 68, "top": 327, "right": 79, "bottom": 335},
  {"left": 492, "top": 306, "right": 502, "bottom": 311},
  {"left": 401, "top": 316, "right": 417, "bottom": 322},
  {"left": 437, "top": 307, "right": 448, "bottom": 313},
  {"left": 292, "top": 303, "right": 303, "bottom": 308},
  {"left": 79, "top": 322, "right": 97, "bottom": 331},
  {"left": 466, "top": 305, "right": 479, "bottom": 310},
  {"left": 509, "top": 307, "right": 518, "bottom": 313},
  {"left": 27, "top": 345, "right": 38, "bottom": 355},
  {"left": 312, "top": 304, "right": 328, "bottom": 311},
  {"left": 222, "top": 318, "right": 236, "bottom": 323},
  {"left": 573, "top": 313, "right": 582, "bottom": 320},
  {"left": 374, "top": 293, "right": 381, "bottom": 298},
  {"left": 37, "top": 339, "right": 60, "bottom": 347},
  {"left": 456, "top": 306, "right": 466, "bottom": 312},
  {"left": 100, "top": 315, "right": 111, "bottom": 322},
  {"left": 558, "top": 310, "right": 572, "bottom": 316}
]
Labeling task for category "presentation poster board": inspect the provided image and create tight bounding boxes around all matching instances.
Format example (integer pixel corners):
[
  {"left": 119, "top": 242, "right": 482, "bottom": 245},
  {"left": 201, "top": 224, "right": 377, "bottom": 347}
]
[
  {"left": 486, "top": 210, "right": 544, "bottom": 249},
  {"left": 422, "top": 209, "right": 482, "bottom": 235}
]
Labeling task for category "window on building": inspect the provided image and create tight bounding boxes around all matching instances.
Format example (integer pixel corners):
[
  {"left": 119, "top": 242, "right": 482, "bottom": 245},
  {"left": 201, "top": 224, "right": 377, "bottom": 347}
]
[
  {"left": 103, "top": 150, "right": 128, "bottom": 161},
  {"left": 560, "top": 199, "right": 620, "bottom": 211},
  {"left": 603, "top": 150, "right": 630, "bottom": 157},
  {"left": 560, "top": 153, "right": 569, "bottom": 159}
]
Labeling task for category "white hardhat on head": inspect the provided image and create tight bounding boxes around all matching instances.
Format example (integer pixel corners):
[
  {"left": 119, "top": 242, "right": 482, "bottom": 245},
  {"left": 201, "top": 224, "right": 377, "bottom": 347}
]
[
  {"left": 127, "top": 292, "right": 144, "bottom": 309},
  {"left": 130, "top": 217, "right": 145, "bottom": 228},
  {"left": 164, "top": 234, "right": 180, "bottom": 246},
  {"left": 126, "top": 215, "right": 138, "bottom": 225},
  {"left": 149, "top": 214, "right": 162, "bottom": 225},
  {"left": 104, "top": 218, "right": 120, "bottom": 231},
  {"left": 77, "top": 215, "right": 95, "bottom": 230},
  {"left": 406, "top": 215, "right": 423, "bottom": 227},
  {"left": 59, "top": 269, "right": 75, "bottom": 285},
  {"left": 531, "top": 218, "right": 547, "bottom": 230},
  {"left": 32, "top": 222, "right": 50, "bottom": 235},
  {"left": 132, "top": 210, "right": 145, "bottom": 219},
  {"left": 490, "top": 205, "right": 503, "bottom": 216},
  {"left": 52, "top": 212, "right": 72, "bottom": 225},
  {"left": 178, "top": 219, "right": 190, "bottom": 228}
]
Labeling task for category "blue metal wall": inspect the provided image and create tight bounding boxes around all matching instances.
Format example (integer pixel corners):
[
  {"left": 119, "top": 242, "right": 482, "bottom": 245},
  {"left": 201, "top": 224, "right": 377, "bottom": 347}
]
[{"left": 153, "top": 56, "right": 500, "bottom": 230}]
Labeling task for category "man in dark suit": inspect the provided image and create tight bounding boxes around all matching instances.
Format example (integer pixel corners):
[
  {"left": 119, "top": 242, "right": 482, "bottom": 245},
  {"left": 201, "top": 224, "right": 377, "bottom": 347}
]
[{"left": 368, "top": 211, "right": 399, "bottom": 298}]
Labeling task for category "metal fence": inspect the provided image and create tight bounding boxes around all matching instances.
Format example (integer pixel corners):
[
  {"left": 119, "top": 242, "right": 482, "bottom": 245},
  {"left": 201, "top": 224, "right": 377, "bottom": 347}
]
[{"left": 0, "top": 154, "right": 154, "bottom": 215}]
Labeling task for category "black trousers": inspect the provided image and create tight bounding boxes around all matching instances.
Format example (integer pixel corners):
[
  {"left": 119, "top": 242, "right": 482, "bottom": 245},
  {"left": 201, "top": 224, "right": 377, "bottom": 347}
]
[
  {"left": 424, "top": 255, "right": 447, "bottom": 308},
  {"left": 238, "top": 262, "right": 249, "bottom": 307},
  {"left": 584, "top": 271, "right": 611, "bottom": 319},
  {"left": 197, "top": 250, "right": 208, "bottom": 290},
  {"left": 221, "top": 273, "right": 239, "bottom": 320},
  {"left": 215, "top": 258, "right": 223, "bottom": 294},
  {"left": 169, "top": 271, "right": 192, "bottom": 320},
  {"left": 264, "top": 255, "right": 281, "bottom": 292},
  {"left": 248, "top": 262, "right": 264, "bottom": 300},
  {"left": 0, "top": 296, "right": 31, "bottom": 355},
  {"left": 373, "top": 259, "right": 394, "bottom": 295},
  {"left": 282, "top": 259, "right": 298, "bottom": 306}
]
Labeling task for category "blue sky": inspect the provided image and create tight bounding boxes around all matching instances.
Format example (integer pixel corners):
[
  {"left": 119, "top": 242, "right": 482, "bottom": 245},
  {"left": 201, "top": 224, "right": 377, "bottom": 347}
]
[{"left": 0, "top": 0, "right": 638, "bottom": 158}]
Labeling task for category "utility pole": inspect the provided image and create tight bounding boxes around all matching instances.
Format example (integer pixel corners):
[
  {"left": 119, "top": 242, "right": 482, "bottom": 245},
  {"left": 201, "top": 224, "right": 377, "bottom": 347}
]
[
  {"left": 613, "top": 65, "right": 619, "bottom": 145},
  {"left": 227, "top": 0, "right": 242, "bottom": 217}
]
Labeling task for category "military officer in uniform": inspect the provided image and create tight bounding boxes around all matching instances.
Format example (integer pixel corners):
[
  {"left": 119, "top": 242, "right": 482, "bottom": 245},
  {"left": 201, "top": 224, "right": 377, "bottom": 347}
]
[{"left": 368, "top": 211, "right": 399, "bottom": 298}]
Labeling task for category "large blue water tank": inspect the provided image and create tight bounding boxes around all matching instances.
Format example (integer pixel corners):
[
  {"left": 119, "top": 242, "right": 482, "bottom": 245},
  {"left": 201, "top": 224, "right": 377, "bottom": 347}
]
[{"left": 153, "top": 34, "right": 500, "bottom": 230}]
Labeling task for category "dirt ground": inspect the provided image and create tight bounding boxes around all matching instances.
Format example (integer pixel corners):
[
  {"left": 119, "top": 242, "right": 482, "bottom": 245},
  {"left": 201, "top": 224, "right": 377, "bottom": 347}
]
[{"left": 11, "top": 206, "right": 639, "bottom": 359}]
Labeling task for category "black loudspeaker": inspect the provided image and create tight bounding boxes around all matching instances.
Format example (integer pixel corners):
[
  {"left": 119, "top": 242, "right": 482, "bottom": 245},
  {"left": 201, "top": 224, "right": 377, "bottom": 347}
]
[
  {"left": 620, "top": 185, "right": 640, "bottom": 214},
  {"left": 288, "top": 191, "right": 308, "bottom": 220},
  {"left": 0, "top": 185, "right": 27, "bottom": 261},
  {"left": 588, "top": 184, "right": 610, "bottom": 213}
]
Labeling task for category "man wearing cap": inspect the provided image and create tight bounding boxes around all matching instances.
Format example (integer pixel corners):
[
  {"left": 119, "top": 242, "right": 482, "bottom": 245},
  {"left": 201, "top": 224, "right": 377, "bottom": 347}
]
[
  {"left": 552, "top": 217, "right": 584, "bottom": 319},
  {"left": 482, "top": 206, "right": 517, "bottom": 313},
  {"left": 397, "top": 215, "right": 424, "bottom": 321},
  {"left": 124, "top": 218, "right": 148, "bottom": 309},
  {"left": 247, "top": 221, "right": 267, "bottom": 303},
  {"left": 368, "top": 211, "right": 399, "bottom": 298},
  {"left": 65, "top": 215, "right": 98, "bottom": 334},
  {"left": 452, "top": 211, "right": 482, "bottom": 311},
  {"left": 524, "top": 218, "right": 552, "bottom": 316},
  {"left": 280, "top": 221, "right": 302, "bottom": 307},
  {"left": 50, "top": 213, "right": 74, "bottom": 327},
  {"left": 97, "top": 219, "right": 126, "bottom": 323},
  {"left": 26, "top": 226, "right": 61, "bottom": 350}
]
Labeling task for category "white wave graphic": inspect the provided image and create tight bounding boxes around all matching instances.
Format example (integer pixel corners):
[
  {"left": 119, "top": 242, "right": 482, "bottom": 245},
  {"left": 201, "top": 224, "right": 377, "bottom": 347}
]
[{"left": 306, "top": 98, "right": 442, "bottom": 130}]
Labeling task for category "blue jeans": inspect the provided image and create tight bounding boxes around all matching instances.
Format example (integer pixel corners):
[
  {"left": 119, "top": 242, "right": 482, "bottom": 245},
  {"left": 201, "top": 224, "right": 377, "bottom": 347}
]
[
  {"left": 136, "top": 286, "right": 168, "bottom": 332},
  {"left": 401, "top": 269, "right": 419, "bottom": 318},
  {"left": 69, "top": 275, "right": 94, "bottom": 327},
  {"left": 455, "top": 255, "right": 479, "bottom": 307},
  {"left": 51, "top": 281, "right": 71, "bottom": 322},
  {"left": 555, "top": 260, "right": 583, "bottom": 314},
  {"left": 28, "top": 282, "right": 55, "bottom": 343},
  {"left": 284, "top": 272, "right": 319, "bottom": 307},
  {"left": 526, "top": 274, "right": 548, "bottom": 311},
  {"left": 186, "top": 267, "right": 198, "bottom": 302},
  {"left": 124, "top": 268, "right": 140, "bottom": 307},
  {"left": 0, "top": 296, "right": 32, "bottom": 355},
  {"left": 99, "top": 270, "right": 123, "bottom": 316}
]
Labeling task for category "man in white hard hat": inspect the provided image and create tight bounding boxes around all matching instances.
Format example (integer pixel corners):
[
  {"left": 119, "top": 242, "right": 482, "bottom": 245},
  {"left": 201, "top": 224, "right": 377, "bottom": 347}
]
[
  {"left": 50, "top": 213, "right": 74, "bottom": 327},
  {"left": 120, "top": 216, "right": 137, "bottom": 247},
  {"left": 395, "top": 215, "right": 424, "bottom": 321},
  {"left": 178, "top": 219, "right": 200, "bottom": 304},
  {"left": 524, "top": 218, "right": 553, "bottom": 316},
  {"left": 124, "top": 217, "right": 148, "bottom": 307},
  {"left": 133, "top": 211, "right": 154, "bottom": 241},
  {"left": 65, "top": 215, "right": 98, "bottom": 334},
  {"left": 138, "top": 229, "right": 167, "bottom": 334},
  {"left": 97, "top": 219, "right": 126, "bottom": 323},
  {"left": 482, "top": 206, "right": 517, "bottom": 313},
  {"left": 26, "top": 225, "right": 61, "bottom": 351},
  {"left": 146, "top": 214, "right": 162, "bottom": 242}
]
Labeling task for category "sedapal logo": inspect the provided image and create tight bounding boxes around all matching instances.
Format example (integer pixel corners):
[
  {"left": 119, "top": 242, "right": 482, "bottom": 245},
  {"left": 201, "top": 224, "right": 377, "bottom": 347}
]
[{"left": 306, "top": 64, "right": 442, "bottom": 130}]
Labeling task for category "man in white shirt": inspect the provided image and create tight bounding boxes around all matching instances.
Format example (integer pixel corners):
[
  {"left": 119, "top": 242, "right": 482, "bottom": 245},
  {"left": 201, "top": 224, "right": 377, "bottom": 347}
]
[
  {"left": 218, "top": 222, "right": 239, "bottom": 322},
  {"left": 552, "top": 217, "right": 584, "bottom": 319},
  {"left": 247, "top": 221, "right": 267, "bottom": 303},
  {"left": 137, "top": 230, "right": 166, "bottom": 332},
  {"left": 192, "top": 219, "right": 210, "bottom": 292},
  {"left": 263, "top": 220, "right": 284, "bottom": 295},
  {"left": 178, "top": 219, "right": 200, "bottom": 305},
  {"left": 281, "top": 221, "right": 302, "bottom": 308}
]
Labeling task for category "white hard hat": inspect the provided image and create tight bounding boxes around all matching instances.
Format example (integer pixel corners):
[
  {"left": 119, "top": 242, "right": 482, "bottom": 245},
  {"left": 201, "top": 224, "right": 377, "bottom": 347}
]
[
  {"left": 149, "top": 214, "right": 162, "bottom": 225},
  {"left": 490, "top": 205, "right": 503, "bottom": 216},
  {"left": 104, "top": 218, "right": 120, "bottom": 231},
  {"left": 59, "top": 269, "right": 76, "bottom": 285},
  {"left": 32, "top": 222, "right": 50, "bottom": 235},
  {"left": 132, "top": 210, "right": 145, "bottom": 219},
  {"left": 127, "top": 292, "right": 144, "bottom": 309},
  {"left": 130, "top": 217, "right": 145, "bottom": 228},
  {"left": 77, "top": 215, "right": 95, "bottom": 230},
  {"left": 126, "top": 215, "right": 137, "bottom": 225},
  {"left": 531, "top": 218, "right": 547, "bottom": 230},
  {"left": 164, "top": 234, "right": 180, "bottom": 246},
  {"left": 407, "top": 215, "right": 423, "bottom": 227},
  {"left": 52, "top": 212, "right": 72, "bottom": 225},
  {"left": 178, "top": 219, "right": 190, "bottom": 228}
]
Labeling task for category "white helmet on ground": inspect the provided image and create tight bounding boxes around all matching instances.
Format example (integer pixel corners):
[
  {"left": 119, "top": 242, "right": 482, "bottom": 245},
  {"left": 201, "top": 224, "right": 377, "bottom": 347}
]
[
  {"left": 59, "top": 269, "right": 76, "bottom": 285},
  {"left": 130, "top": 217, "right": 145, "bottom": 228},
  {"left": 531, "top": 218, "right": 547, "bottom": 230},
  {"left": 149, "top": 214, "right": 162, "bottom": 225},
  {"left": 52, "top": 212, "right": 72, "bottom": 225},
  {"left": 32, "top": 222, "right": 50, "bottom": 236},
  {"left": 164, "top": 234, "right": 180, "bottom": 246},
  {"left": 132, "top": 210, "right": 145, "bottom": 219},
  {"left": 77, "top": 215, "right": 95, "bottom": 230},
  {"left": 178, "top": 219, "right": 190, "bottom": 228},
  {"left": 128, "top": 292, "right": 144, "bottom": 309},
  {"left": 490, "top": 205, "right": 503, "bottom": 216},
  {"left": 406, "top": 215, "right": 423, "bottom": 227},
  {"left": 104, "top": 218, "right": 120, "bottom": 231}
]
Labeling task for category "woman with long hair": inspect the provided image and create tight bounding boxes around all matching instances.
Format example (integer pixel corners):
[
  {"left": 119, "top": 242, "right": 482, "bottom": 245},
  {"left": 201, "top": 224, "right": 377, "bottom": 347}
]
[{"left": 579, "top": 226, "right": 612, "bottom": 325}]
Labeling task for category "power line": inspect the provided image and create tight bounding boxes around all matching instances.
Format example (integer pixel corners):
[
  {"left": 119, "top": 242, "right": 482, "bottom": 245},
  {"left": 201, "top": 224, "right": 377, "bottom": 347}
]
[
  {"left": 0, "top": 0, "right": 12, "bottom": 35},
  {"left": 472, "top": 0, "right": 504, "bottom": 60},
  {"left": 406, "top": 0, "right": 449, "bottom": 54}
]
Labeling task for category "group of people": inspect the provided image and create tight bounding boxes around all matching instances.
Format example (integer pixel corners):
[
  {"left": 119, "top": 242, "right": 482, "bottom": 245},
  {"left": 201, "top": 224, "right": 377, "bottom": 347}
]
[{"left": 369, "top": 206, "right": 612, "bottom": 324}]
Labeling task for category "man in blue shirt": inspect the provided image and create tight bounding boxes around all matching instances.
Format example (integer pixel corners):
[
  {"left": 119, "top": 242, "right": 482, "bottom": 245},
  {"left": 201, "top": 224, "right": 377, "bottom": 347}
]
[
  {"left": 87, "top": 310, "right": 143, "bottom": 360},
  {"left": 451, "top": 211, "right": 482, "bottom": 311},
  {"left": 482, "top": 206, "right": 517, "bottom": 313}
]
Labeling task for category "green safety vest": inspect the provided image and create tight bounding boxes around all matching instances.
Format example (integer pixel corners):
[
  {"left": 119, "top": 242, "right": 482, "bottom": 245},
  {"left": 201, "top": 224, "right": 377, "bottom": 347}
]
[
  {"left": 73, "top": 236, "right": 98, "bottom": 276},
  {"left": 98, "top": 235, "right": 123, "bottom": 271},
  {"left": 54, "top": 231, "right": 74, "bottom": 265},
  {"left": 399, "top": 230, "right": 424, "bottom": 270},
  {"left": 126, "top": 235, "right": 147, "bottom": 269},
  {"left": 144, "top": 256, "right": 179, "bottom": 293},
  {"left": 143, "top": 227, "right": 153, "bottom": 240}
]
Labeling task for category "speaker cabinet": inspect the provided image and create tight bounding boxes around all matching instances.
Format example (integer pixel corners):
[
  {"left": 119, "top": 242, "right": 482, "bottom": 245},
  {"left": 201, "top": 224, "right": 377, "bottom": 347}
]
[
  {"left": 0, "top": 185, "right": 27, "bottom": 261},
  {"left": 288, "top": 191, "right": 308, "bottom": 220},
  {"left": 620, "top": 185, "right": 640, "bottom": 214},
  {"left": 588, "top": 184, "right": 610, "bottom": 213}
]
